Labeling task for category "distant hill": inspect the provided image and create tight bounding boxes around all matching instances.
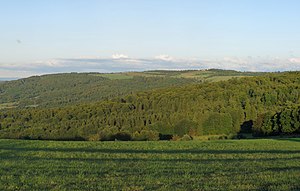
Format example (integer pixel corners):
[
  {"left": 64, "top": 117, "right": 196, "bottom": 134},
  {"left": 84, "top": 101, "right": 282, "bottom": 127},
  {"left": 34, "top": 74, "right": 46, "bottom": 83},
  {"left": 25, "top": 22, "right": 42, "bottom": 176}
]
[
  {"left": 0, "top": 69, "right": 264, "bottom": 109},
  {"left": 0, "top": 78, "right": 18, "bottom": 81},
  {"left": 1, "top": 71, "right": 299, "bottom": 141}
]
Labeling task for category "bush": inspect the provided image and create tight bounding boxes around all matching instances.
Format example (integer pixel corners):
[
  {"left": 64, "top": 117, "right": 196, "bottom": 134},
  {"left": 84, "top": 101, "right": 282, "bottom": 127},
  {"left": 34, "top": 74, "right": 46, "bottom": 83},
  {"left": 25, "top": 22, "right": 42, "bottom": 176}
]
[
  {"left": 112, "top": 132, "right": 132, "bottom": 141},
  {"left": 99, "top": 127, "right": 119, "bottom": 141},
  {"left": 87, "top": 134, "right": 101, "bottom": 141},
  {"left": 218, "top": 135, "right": 228, "bottom": 140},
  {"left": 159, "top": 134, "right": 173, "bottom": 140},
  {"left": 236, "top": 134, "right": 246, "bottom": 139},
  {"left": 174, "top": 119, "right": 198, "bottom": 137},
  {"left": 179, "top": 134, "right": 193, "bottom": 141},
  {"left": 133, "top": 130, "right": 159, "bottom": 141},
  {"left": 171, "top": 135, "right": 180, "bottom": 141}
]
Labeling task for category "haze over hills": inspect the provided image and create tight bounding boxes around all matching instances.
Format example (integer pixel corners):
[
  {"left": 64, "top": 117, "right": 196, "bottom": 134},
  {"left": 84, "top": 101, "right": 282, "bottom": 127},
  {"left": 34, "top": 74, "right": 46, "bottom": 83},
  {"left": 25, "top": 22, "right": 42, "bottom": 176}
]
[{"left": 0, "top": 78, "right": 19, "bottom": 82}]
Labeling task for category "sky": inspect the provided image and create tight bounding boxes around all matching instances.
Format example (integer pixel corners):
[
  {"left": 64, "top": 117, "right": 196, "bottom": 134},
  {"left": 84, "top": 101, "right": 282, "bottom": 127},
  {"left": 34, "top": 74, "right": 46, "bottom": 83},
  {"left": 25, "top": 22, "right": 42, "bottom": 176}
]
[{"left": 1, "top": 0, "right": 300, "bottom": 77}]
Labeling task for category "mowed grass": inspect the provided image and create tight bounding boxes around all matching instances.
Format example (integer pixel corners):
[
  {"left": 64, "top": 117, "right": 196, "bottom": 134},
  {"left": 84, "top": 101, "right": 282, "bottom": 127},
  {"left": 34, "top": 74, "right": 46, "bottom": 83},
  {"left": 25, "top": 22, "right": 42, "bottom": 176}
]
[
  {"left": 0, "top": 139, "right": 299, "bottom": 191},
  {"left": 90, "top": 73, "right": 134, "bottom": 80},
  {"left": 0, "top": 102, "right": 18, "bottom": 109},
  {"left": 89, "top": 70, "right": 264, "bottom": 82}
]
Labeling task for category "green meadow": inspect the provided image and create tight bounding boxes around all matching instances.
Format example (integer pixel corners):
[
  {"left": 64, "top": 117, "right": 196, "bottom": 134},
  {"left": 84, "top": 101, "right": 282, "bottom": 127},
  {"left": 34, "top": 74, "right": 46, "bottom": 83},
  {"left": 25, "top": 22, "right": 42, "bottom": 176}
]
[{"left": 1, "top": 139, "right": 299, "bottom": 191}]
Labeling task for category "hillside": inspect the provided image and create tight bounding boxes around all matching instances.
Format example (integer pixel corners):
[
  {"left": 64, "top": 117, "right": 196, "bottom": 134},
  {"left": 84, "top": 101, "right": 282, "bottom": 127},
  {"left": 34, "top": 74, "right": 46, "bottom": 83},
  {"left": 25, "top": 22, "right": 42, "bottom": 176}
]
[
  {"left": 0, "top": 73, "right": 195, "bottom": 109},
  {"left": 0, "top": 69, "right": 263, "bottom": 109},
  {"left": 0, "top": 71, "right": 299, "bottom": 140}
]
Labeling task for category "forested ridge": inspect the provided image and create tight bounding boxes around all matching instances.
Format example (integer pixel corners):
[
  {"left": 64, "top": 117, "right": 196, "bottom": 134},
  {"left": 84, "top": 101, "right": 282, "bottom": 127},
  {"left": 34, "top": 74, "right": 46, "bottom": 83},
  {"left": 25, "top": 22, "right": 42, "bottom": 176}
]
[
  {"left": 0, "top": 71, "right": 299, "bottom": 140},
  {"left": 0, "top": 69, "right": 263, "bottom": 109},
  {"left": 0, "top": 73, "right": 197, "bottom": 108}
]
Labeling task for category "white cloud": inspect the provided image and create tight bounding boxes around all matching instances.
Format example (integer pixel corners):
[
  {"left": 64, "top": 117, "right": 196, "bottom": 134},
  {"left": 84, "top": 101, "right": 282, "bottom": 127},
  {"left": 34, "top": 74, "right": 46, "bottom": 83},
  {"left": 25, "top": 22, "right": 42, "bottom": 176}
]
[
  {"left": 112, "top": 54, "right": 129, "bottom": 59},
  {"left": 223, "top": 57, "right": 247, "bottom": 65},
  {"left": 1, "top": 55, "right": 300, "bottom": 78},
  {"left": 289, "top": 58, "right": 300, "bottom": 63},
  {"left": 155, "top": 55, "right": 175, "bottom": 62}
]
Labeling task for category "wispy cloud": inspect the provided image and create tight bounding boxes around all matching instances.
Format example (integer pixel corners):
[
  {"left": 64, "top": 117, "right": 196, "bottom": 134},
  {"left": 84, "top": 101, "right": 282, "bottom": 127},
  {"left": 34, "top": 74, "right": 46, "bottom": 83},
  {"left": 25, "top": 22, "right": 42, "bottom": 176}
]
[
  {"left": 1, "top": 55, "right": 300, "bottom": 78},
  {"left": 289, "top": 58, "right": 300, "bottom": 64},
  {"left": 112, "top": 54, "right": 129, "bottom": 59},
  {"left": 155, "top": 55, "right": 175, "bottom": 62}
]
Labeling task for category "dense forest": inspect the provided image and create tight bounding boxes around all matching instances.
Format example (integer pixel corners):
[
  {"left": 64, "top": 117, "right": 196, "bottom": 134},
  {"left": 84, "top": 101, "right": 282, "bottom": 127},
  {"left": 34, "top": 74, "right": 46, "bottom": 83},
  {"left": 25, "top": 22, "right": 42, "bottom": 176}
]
[
  {"left": 253, "top": 105, "right": 300, "bottom": 136},
  {"left": 0, "top": 73, "right": 196, "bottom": 108},
  {"left": 0, "top": 69, "right": 263, "bottom": 109},
  {"left": 0, "top": 71, "right": 299, "bottom": 141}
]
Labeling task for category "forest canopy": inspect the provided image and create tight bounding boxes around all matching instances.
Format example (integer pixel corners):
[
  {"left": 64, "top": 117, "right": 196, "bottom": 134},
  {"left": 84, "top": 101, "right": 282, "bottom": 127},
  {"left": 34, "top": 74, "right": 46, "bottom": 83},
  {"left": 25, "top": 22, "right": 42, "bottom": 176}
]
[{"left": 0, "top": 70, "right": 299, "bottom": 140}]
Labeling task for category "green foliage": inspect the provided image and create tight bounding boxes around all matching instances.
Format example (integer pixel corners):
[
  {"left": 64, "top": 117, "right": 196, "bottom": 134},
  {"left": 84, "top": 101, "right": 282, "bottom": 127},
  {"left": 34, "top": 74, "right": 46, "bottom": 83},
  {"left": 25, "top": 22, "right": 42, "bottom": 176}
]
[
  {"left": 174, "top": 119, "right": 199, "bottom": 136},
  {"left": 203, "top": 113, "right": 233, "bottom": 135},
  {"left": 132, "top": 130, "right": 159, "bottom": 141},
  {"left": 253, "top": 106, "right": 300, "bottom": 136},
  {"left": 178, "top": 134, "right": 193, "bottom": 141},
  {"left": 112, "top": 132, "right": 132, "bottom": 141},
  {"left": 0, "top": 69, "right": 264, "bottom": 109},
  {"left": 1, "top": 71, "right": 300, "bottom": 140},
  {"left": 0, "top": 72, "right": 197, "bottom": 108},
  {"left": 253, "top": 112, "right": 276, "bottom": 136}
]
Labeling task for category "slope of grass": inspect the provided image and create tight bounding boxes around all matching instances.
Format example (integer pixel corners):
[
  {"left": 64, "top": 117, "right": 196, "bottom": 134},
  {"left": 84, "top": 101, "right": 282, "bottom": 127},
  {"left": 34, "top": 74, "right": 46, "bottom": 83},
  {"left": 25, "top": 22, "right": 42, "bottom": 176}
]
[
  {"left": 0, "top": 102, "right": 18, "bottom": 109},
  {"left": 126, "top": 69, "right": 265, "bottom": 81},
  {"left": 90, "top": 73, "right": 134, "bottom": 80},
  {"left": 0, "top": 139, "right": 299, "bottom": 190}
]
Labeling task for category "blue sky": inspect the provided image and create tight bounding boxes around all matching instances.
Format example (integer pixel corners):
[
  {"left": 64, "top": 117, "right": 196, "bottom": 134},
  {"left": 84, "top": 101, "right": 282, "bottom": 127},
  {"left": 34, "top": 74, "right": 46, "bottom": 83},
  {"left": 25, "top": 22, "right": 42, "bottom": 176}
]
[{"left": 1, "top": 0, "right": 300, "bottom": 77}]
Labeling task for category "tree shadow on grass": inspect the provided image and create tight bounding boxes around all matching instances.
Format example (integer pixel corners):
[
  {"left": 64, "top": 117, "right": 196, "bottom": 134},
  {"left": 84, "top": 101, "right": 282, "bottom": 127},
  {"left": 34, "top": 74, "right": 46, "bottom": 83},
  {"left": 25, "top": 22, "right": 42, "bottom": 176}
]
[
  {"left": 1, "top": 146, "right": 300, "bottom": 155},
  {"left": 1, "top": 153, "right": 300, "bottom": 164},
  {"left": 1, "top": 154, "right": 300, "bottom": 180},
  {"left": 276, "top": 138, "right": 300, "bottom": 143}
]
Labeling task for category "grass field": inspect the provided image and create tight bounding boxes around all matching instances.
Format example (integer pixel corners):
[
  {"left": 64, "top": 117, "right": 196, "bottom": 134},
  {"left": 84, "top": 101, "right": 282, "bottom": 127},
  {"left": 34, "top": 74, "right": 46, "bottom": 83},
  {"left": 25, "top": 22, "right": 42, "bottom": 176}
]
[
  {"left": 0, "top": 102, "right": 18, "bottom": 109},
  {"left": 90, "top": 73, "right": 134, "bottom": 80},
  {"left": 0, "top": 139, "right": 299, "bottom": 191},
  {"left": 90, "top": 70, "right": 264, "bottom": 82}
]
